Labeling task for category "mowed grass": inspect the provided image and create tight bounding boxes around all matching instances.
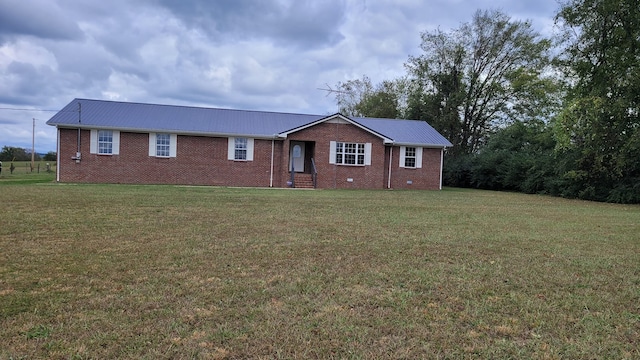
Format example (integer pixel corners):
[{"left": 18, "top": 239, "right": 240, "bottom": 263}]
[{"left": 0, "top": 184, "right": 638, "bottom": 359}]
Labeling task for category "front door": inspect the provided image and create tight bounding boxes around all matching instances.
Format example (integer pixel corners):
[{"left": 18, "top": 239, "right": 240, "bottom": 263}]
[{"left": 290, "top": 141, "right": 305, "bottom": 172}]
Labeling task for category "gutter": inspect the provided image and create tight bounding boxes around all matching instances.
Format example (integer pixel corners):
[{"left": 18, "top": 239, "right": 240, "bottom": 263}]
[
  {"left": 394, "top": 142, "right": 452, "bottom": 148},
  {"left": 50, "top": 124, "right": 284, "bottom": 141}
]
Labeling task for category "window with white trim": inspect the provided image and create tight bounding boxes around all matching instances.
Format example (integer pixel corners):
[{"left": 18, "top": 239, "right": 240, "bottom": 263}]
[
  {"left": 156, "top": 133, "right": 171, "bottom": 157},
  {"left": 227, "top": 137, "right": 254, "bottom": 161},
  {"left": 404, "top": 147, "right": 416, "bottom": 168},
  {"left": 235, "top": 137, "right": 247, "bottom": 160},
  {"left": 338, "top": 142, "right": 365, "bottom": 165},
  {"left": 399, "top": 146, "right": 422, "bottom": 168},
  {"left": 90, "top": 129, "right": 120, "bottom": 155},
  {"left": 148, "top": 133, "right": 177, "bottom": 158},
  {"left": 330, "top": 141, "right": 371, "bottom": 166},
  {"left": 98, "top": 130, "right": 113, "bottom": 154}
]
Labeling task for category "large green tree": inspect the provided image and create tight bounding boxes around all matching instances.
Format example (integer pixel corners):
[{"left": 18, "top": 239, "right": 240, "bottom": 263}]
[
  {"left": 406, "top": 9, "right": 556, "bottom": 156},
  {"left": 555, "top": 0, "right": 640, "bottom": 202},
  {"left": 0, "top": 146, "right": 32, "bottom": 162},
  {"left": 332, "top": 76, "right": 401, "bottom": 119}
]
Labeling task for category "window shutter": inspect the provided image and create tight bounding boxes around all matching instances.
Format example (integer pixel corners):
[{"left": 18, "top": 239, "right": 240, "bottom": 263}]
[
  {"left": 329, "top": 141, "right": 336, "bottom": 164},
  {"left": 112, "top": 131, "right": 120, "bottom": 155},
  {"left": 364, "top": 143, "right": 372, "bottom": 165},
  {"left": 90, "top": 129, "right": 98, "bottom": 154},
  {"left": 227, "top": 137, "right": 235, "bottom": 160},
  {"left": 399, "top": 146, "right": 406, "bottom": 168},
  {"left": 246, "top": 138, "right": 254, "bottom": 161},
  {"left": 148, "top": 133, "right": 156, "bottom": 157},
  {"left": 415, "top": 147, "right": 423, "bottom": 169},
  {"left": 169, "top": 134, "right": 177, "bottom": 157}
]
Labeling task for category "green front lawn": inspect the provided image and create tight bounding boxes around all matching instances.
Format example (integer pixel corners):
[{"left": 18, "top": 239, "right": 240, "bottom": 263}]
[{"left": 1, "top": 185, "right": 638, "bottom": 358}]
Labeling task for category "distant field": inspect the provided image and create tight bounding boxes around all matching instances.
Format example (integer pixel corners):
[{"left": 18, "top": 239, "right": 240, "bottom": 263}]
[
  {"left": 0, "top": 161, "right": 56, "bottom": 184},
  {"left": 0, "top": 184, "right": 638, "bottom": 359}
]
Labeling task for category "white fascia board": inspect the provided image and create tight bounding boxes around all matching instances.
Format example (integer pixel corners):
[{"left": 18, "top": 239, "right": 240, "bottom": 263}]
[
  {"left": 391, "top": 142, "right": 450, "bottom": 148},
  {"left": 54, "top": 124, "right": 281, "bottom": 140}
]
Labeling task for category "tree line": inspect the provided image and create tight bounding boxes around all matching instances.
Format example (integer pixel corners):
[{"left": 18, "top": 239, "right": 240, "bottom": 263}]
[
  {"left": 331, "top": 0, "right": 639, "bottom": 203},
  {"left": 0, "top": 146, "right": 57, "bottom": 162}
]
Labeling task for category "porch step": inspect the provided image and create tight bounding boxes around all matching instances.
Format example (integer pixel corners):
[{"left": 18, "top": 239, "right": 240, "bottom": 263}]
[{"left": 293, "top": 173, "right": 315, "bottom": 189}]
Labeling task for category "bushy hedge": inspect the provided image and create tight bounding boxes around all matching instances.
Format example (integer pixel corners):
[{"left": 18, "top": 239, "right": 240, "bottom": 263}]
[{"left": 443, "top": 122, "right": 640, "bottom": 204}]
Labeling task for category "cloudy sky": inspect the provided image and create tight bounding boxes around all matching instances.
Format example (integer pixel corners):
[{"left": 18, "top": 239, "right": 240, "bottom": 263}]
[{"left": 0, "top": 0, "right": 559, "bottom": 153}]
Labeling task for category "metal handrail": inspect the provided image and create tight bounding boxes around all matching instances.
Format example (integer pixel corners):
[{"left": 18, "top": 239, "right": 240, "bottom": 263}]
[
  {"left": 311, "top": 157, "right": 317, "bottom": 189},
  {"left": 289, "top": 166, "right": 295, "bottom": 187}
]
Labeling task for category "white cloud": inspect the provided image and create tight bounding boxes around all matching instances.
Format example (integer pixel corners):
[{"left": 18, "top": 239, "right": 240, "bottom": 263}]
[{"left": 0, "top": 0, "right": 559, "bottom": 152}]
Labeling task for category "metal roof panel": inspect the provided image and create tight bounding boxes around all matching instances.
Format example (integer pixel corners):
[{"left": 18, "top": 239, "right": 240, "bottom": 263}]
[
  {"left": 47, "top": 99, "right": 452, "bottom": 147},
  {"left": 353, "top": 117, "right": 453, "bottom": 147}
]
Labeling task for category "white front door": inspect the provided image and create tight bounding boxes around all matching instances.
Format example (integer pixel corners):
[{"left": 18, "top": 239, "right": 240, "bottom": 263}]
[{"left": 290, "top": 141, "right": 305, "bottom": 172}]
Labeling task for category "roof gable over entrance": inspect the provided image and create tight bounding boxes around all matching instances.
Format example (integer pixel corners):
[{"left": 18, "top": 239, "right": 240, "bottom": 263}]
[
  {"left": 278, "top": 113, "right": 393, "bottom": 144},
  {"left": 47, "top": 98, "right": 452, "bottom": 148}
]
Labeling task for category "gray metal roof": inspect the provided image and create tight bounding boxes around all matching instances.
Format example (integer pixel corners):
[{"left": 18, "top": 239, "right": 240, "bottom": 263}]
[
  {"left": 47, "top": 98, "right": 452, "bottom": 147},
  {"left": 354, "top": 116, "right": 453, "bottom": 147}
]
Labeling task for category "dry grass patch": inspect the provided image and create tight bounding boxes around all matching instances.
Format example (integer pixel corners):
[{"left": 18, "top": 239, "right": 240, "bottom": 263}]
[{"left": 0, "top": 184, "right": 639, "bottom": 358}]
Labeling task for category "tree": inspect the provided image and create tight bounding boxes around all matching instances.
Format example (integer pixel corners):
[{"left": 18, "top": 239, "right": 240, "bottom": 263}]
[
  {"left": 444, "top": 120, "right": 559, "bottom": 194},
  {"left": 331, "top": 76, "right": 402, "bottom": 119},
  {"left": 406, "top": 9, "right": 556, "bottom": 156},
  {"left": 555, "top": 0, "right": 640, "bottom": 202},
  {"left": 0, "top": 146, "right": 30, "bottom": 161},
  {"left": 405, "top": 28, "right": 466, "bottom": 149},
  {"left": 43, "top": 151, "right": 57, "bottom": 161}
]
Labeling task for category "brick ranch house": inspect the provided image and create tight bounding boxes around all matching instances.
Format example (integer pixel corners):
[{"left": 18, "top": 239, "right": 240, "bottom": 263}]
[{"left": 46, "top": 98, "right": 452, "bottom": 189}]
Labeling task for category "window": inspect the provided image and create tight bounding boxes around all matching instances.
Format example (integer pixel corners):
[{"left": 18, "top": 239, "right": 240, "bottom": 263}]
[
  {"left": 234, "top": 137, "right": 247, "bottom": 160},
  {"left": 98, "top": 130, "right": 113, "bottom": 154},
  {"left": 90, "top": 129, "right": 119, "bottom": 155},
  {"left": 156, "top": 133, "right": 171, "bottom": 157},
  {"left": 148, "top": 133, "right": 177, "bottom": 157},
  {"left": 227, "top": 137, "right": 254, "bottom": 161},
  {"left": 404, "top": 147, "right": 416, "bottom": 168},
  {"left": 336, "top": 142, "right": 365, "bottom": 165},
  {"left": 399, "top": 146, "right": 422, "bottom": 168},
  {"left": 330, "top": 141, "right": 371, "bottom": 166}
]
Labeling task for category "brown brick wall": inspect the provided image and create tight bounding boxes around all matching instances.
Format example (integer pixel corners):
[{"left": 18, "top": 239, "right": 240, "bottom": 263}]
[
  {"left": 387, "top": 147, "right": 443, "bottom": 190},
  {"left": 57, "top": 126, "right": 442, "bottom": 189},
  {"left": 280, "top": 121, "right": 387, "bottom": 189},
  {"left": 58, "top": 128, "right": 280, "bottom": 186}
]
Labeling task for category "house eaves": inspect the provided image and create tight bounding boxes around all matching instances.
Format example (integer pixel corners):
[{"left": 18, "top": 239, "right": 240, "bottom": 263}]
[{"left": 53, "top": 123, "right": 281, "bottom": 140}]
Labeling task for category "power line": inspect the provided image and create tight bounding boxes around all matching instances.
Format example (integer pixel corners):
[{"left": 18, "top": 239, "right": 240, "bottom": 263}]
[{"left": 0, "top": 107, "right": 61, "bottom": 112}]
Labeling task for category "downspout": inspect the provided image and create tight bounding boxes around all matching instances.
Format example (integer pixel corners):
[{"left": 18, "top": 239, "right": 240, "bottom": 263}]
[
  {"left": 387, "top": 145, "right": 393, "bottom": 189},
  {"left": 269, "top": 138, "right": 275, "bottom": 187},
  {"left": 56, "top": 128, "right": 60, "bottom": 182},
  {"left": 440, "top": 148, "right": 444, "bottom": 190}
]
